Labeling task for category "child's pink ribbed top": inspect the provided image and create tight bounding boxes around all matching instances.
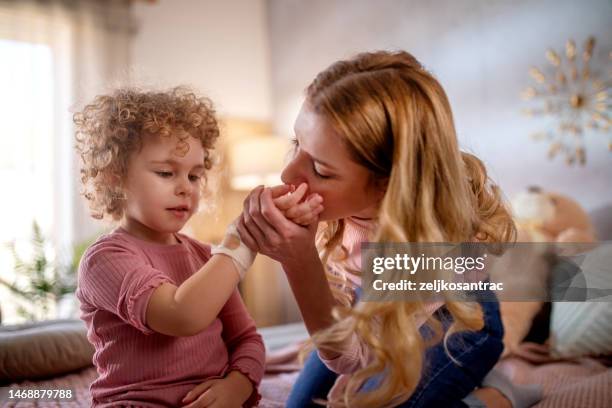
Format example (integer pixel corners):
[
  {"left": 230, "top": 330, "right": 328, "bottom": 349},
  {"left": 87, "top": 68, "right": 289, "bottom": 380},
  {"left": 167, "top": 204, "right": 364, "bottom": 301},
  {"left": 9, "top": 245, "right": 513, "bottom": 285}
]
[{"left": 76, "top": 228, "right": 265, "bottom": 407}]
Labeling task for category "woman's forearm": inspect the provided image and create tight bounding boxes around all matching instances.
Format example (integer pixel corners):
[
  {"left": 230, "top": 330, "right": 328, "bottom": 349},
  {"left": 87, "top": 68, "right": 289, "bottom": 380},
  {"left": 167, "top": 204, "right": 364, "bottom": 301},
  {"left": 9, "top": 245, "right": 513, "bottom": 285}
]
[{"left": 282, "top": 250, "right": 341, "bottom": 359}]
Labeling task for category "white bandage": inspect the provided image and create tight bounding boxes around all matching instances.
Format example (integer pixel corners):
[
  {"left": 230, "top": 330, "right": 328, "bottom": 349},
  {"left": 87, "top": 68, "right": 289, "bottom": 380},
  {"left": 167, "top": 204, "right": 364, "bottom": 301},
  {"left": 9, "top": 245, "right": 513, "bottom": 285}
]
[{"left": 210, "top": 223, "right": 256, "bottom": 280}]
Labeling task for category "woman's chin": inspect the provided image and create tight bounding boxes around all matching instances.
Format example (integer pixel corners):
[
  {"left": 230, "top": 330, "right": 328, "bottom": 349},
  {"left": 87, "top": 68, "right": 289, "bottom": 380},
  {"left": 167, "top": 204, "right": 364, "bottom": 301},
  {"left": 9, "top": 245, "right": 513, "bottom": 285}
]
[{"left": 317, "top": 210, "right": 334, "bottom": 222}]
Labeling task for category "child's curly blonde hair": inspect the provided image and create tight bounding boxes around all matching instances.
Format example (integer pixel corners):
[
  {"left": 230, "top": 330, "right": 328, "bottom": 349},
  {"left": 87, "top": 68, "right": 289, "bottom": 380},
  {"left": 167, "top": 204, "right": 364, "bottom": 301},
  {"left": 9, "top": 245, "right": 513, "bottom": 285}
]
[{"left": 74, "top": 86, "right": 219, "bottom": 221}]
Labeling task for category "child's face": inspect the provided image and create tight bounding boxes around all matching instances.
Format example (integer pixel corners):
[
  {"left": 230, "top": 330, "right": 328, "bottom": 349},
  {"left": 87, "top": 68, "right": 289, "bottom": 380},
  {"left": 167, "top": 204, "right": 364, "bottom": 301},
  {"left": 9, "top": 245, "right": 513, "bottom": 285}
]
[
  {"left": 281, "top": 103, "right": 385, "bottom": 221},
  {"left": 121, "top": 133, "right": 205, "bottom": 244}
]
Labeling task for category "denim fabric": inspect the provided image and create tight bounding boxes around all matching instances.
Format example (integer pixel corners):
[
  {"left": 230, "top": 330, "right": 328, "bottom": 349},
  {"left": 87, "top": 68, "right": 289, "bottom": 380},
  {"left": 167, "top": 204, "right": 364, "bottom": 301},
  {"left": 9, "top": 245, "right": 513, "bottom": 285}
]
[
  {"left": 394, "top": 299, "right": 504, "bottom": 408},
  {"left": 286, "top": 297, "right": 504, "bottom": 408},
  {"left": 286, "top": 348, "right": 339, "bottom": 407}
]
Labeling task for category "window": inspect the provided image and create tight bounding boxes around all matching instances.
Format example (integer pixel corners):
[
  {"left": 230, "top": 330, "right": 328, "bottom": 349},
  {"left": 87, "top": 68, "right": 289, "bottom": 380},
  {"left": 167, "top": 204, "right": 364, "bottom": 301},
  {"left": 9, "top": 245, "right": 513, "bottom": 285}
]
[{"left": 0, "top": 38, "right": 71, "bottom": 324}]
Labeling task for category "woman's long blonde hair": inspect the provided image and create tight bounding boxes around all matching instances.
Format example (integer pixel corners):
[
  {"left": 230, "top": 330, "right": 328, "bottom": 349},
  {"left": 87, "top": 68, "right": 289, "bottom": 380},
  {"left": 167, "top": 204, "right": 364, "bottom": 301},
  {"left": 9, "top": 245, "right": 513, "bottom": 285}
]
[{"left": 307, "top": 51, "right": 515, "bottom": 407}]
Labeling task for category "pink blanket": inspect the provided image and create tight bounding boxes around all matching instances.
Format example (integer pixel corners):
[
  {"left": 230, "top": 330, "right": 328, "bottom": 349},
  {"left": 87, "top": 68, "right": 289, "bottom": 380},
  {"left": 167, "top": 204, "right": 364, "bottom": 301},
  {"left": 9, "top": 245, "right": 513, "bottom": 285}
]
[
  {"left": 498, "top": 356, "right": 612, "bottom": 408},
  {"left": 4, "top": 343, "right": 611, "bottom": 407}
]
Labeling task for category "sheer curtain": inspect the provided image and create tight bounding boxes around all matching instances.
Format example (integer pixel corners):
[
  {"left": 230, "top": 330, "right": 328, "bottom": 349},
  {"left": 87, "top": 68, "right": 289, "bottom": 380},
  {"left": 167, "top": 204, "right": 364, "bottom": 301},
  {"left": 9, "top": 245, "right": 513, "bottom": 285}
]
[{"left": 0, "top": 0, "right": 134, "bottom": 324}]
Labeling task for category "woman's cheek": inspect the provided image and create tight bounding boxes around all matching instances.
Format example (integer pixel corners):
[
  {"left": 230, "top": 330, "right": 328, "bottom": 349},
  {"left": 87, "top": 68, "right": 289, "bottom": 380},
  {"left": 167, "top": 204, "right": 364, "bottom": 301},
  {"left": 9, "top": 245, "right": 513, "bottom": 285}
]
[
  {"left": 307, "top": 177, "right": 331, "bottom": 195},
  {"left": 317, "top": 191, "right": 335, "bottom": 213}
]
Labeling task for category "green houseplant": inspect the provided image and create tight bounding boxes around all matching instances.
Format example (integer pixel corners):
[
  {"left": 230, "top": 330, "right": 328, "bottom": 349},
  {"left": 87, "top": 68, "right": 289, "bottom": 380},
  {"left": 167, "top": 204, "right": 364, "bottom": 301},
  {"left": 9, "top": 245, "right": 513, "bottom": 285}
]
[{"left": 0, "top": 221, "right": 91, "bottom": 321}]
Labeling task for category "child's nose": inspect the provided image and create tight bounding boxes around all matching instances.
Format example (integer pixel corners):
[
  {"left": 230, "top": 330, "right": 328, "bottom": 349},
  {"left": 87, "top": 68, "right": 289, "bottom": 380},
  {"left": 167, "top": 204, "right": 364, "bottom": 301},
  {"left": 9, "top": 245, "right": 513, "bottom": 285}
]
[{"left": 175, "top": 177, "right": 192, "bottom": 196}]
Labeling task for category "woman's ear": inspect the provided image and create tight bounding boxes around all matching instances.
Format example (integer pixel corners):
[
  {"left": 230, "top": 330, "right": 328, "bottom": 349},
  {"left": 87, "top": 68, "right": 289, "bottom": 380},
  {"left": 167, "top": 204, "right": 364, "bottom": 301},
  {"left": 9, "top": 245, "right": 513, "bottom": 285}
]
[{"left": 374, "top": 177, "right": 389, "bottom": 200}]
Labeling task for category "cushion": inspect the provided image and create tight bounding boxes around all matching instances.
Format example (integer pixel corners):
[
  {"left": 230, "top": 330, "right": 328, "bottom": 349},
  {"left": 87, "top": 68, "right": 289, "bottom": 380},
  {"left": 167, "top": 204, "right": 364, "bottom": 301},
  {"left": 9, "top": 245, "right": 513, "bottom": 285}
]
[
  {"left": 550, "top": 243, "right": 612, "bottom": 357},
  {"left": 0, "top": 319, "right": 94, "bottom": 382},
  {"left": 551, "top": 301, "right": 612, "bottom": 357}
]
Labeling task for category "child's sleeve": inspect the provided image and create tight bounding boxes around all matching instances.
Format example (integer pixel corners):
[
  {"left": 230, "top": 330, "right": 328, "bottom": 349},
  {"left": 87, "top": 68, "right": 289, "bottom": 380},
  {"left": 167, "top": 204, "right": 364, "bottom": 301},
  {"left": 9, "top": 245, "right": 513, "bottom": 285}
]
[
  {"left": 218, "top": 289, "right": 265, "bottom": 408},
  {"left": 78, "top": 239, "right": 173, "bottom": 335}
]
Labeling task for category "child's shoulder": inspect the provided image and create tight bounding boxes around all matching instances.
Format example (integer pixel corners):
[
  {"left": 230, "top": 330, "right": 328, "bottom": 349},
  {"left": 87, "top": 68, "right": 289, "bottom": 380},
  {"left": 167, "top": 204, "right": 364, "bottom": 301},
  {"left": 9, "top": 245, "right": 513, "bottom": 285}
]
[
  {"left": 175, "top": 232, "right": 212, "bottom": 261},
  {"left": 80, "top": 229, "right": 143, "bottom": 268},
  {"left": 76, "top": 230, "right": 143, "bottom": 294}
]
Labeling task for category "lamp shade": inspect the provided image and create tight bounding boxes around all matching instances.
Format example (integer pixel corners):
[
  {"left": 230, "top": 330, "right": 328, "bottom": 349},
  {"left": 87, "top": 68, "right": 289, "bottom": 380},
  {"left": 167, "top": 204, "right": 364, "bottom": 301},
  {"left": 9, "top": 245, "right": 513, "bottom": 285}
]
[{"left": 229, "top": 136, "right": 291, "bottom": 190}]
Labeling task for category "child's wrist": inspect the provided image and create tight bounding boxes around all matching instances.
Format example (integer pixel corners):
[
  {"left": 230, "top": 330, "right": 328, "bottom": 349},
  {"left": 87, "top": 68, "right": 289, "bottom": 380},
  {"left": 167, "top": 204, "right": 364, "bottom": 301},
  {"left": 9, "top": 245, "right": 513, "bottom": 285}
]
[{"left": 211, "top": 223, "right": 256, "bottom": 280}]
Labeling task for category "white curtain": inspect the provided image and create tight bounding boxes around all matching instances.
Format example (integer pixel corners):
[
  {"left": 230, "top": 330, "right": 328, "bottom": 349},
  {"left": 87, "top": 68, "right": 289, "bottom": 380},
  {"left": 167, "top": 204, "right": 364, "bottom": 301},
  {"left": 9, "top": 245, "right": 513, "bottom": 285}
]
[{"left": 0, "top": 0, "right": 134, "bottom": 323}]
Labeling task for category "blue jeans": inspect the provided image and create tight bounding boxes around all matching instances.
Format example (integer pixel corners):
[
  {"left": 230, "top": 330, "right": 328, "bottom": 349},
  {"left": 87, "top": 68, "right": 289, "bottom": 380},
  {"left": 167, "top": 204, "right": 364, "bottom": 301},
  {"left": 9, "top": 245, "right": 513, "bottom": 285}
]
[{"left": 287, "top": 299, "right": 504, "bottom": 408}]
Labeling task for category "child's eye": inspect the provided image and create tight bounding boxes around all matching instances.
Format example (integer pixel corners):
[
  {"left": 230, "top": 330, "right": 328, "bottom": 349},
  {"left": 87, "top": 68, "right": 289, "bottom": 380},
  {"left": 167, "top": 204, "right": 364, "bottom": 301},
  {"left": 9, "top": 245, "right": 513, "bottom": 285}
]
[
  {"left": 188, "top": 174, "right": 201, "bottom": 182},
  {"left": 155, "top": 171, "right": 173, "bottom": 178}
]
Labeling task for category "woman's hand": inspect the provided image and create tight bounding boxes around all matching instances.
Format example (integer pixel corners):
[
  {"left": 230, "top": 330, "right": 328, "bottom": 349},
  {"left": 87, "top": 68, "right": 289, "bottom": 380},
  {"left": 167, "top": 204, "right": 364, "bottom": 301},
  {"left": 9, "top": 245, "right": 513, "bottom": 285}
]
[
  {"left": 239, "top": 184, "right": 338, "bottom": 338},
  {"left": 237, "top": 184, "right": 321, "bottom": 268},
  {"left": 181, "top": 371, "right": 253, "bottom": 408}
]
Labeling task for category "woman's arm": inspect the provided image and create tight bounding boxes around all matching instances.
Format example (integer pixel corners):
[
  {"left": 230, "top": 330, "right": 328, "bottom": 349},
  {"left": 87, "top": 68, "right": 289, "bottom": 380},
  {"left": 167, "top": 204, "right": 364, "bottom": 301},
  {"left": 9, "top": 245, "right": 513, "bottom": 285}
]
[
  {"left": 236, "top": 186, "right": 341, "bottom": 360},
  {"left": 239, "top": 186, "right": 378, "bottom": 373},
  {"left": 281, "top": 250, "right": 337, "bottom": 345}
]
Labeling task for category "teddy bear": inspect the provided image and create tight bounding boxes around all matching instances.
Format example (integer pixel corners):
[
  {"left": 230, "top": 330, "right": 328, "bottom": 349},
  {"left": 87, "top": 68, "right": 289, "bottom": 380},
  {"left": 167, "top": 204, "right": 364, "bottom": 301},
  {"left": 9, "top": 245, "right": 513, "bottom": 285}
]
[
  {"left": 498, "top": 186, "right": 597, "bottom": 357},
  {"left": 512, "top": 186, "right": 597, "bottom": 244}
]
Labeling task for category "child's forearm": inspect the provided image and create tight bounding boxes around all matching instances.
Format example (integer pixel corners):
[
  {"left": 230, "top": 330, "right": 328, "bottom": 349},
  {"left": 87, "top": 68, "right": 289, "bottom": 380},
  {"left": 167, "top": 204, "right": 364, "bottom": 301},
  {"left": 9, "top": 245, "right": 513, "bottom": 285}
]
[{"left": 146, "top": 255, "right": 240, "bottom": 336}]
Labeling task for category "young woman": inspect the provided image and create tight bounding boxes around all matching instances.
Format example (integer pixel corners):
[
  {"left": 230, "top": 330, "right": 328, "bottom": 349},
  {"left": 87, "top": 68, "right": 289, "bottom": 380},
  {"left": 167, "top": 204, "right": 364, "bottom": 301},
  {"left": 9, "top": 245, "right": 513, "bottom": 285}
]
[{"left": 235, "top": 51, "right": 541, "bottom": 408}]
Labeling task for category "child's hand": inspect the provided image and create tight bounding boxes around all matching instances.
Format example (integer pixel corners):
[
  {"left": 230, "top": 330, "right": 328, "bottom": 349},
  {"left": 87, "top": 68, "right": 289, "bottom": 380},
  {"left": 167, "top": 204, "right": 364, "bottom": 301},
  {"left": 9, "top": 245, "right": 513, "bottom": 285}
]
[
  {"left": 181, "top": 370, "right": 253, "bottom": 408},
  {"left": 272, "top": 183, "right": 323, "bottom": 226}
]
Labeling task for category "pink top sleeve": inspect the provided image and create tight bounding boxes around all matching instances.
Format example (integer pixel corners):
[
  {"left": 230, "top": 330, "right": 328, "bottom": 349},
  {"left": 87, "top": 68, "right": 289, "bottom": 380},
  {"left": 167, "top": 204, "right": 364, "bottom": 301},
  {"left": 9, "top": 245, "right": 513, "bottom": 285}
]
[
  {"left": 317, "top": 217, "right": 445, "bottom": 375},
  {"left": 78, "top": 239, "right": 173, "bottom": 335},
  {"left": 318, "top": 301, "right": 444, "bottom": 374},
  {"left": 219, "top": 289, "right": 266, "bottom": 406}
]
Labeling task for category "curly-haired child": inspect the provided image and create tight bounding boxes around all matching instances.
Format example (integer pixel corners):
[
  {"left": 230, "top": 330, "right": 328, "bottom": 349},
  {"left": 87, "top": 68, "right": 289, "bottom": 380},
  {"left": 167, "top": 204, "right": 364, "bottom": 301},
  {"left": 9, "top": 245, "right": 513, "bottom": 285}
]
[{"left": 74, "top": 86, "right": 323, "bottom": 407}]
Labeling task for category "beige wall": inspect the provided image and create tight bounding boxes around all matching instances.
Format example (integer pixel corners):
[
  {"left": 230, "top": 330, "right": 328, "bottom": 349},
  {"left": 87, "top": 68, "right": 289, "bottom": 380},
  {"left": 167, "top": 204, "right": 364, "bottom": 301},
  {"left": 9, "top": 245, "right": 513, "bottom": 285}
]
[{"left": 131, "top": 0, "right": 272, "bottom": 119}]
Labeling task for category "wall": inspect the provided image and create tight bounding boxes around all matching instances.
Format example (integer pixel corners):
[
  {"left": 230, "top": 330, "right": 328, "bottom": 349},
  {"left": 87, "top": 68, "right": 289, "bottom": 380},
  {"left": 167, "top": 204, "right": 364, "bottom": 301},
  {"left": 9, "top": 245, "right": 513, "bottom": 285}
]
[
  {"left": 131, "top": 0, "right": 272, "bottom": 119},
  {"left": 267, "top": 0, "right": 612, "bottom": 210},
  {"left": 73, "top": 0, "right": 275, "bottom": 243}
]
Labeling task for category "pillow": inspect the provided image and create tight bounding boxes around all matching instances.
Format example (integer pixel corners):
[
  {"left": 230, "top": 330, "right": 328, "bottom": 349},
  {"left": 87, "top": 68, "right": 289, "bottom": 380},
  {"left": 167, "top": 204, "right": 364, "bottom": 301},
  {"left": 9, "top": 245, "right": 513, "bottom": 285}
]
[
  {"left": 550, "top": 244, "right": 612, "bottom": 357},
  {"left": 551, "top": 301, "right": 612, "bottom": 357},
  {"left": 0, "top": 319, "right": 94, "bottom": 382}
]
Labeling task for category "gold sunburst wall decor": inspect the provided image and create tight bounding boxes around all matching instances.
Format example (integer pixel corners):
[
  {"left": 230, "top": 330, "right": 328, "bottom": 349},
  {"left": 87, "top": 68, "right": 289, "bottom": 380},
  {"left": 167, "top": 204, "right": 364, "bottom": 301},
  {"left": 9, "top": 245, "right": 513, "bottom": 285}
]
[{"left": 522, "top": 36, "right": 611, "bottom": 165}]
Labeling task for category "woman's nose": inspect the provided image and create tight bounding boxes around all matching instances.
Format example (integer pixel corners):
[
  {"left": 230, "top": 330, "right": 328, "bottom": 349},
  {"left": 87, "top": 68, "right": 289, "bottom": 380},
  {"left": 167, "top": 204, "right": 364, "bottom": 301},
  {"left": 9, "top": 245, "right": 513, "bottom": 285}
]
[{"left": 281, "top": 156, "right": 306, "bottom": 186}]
